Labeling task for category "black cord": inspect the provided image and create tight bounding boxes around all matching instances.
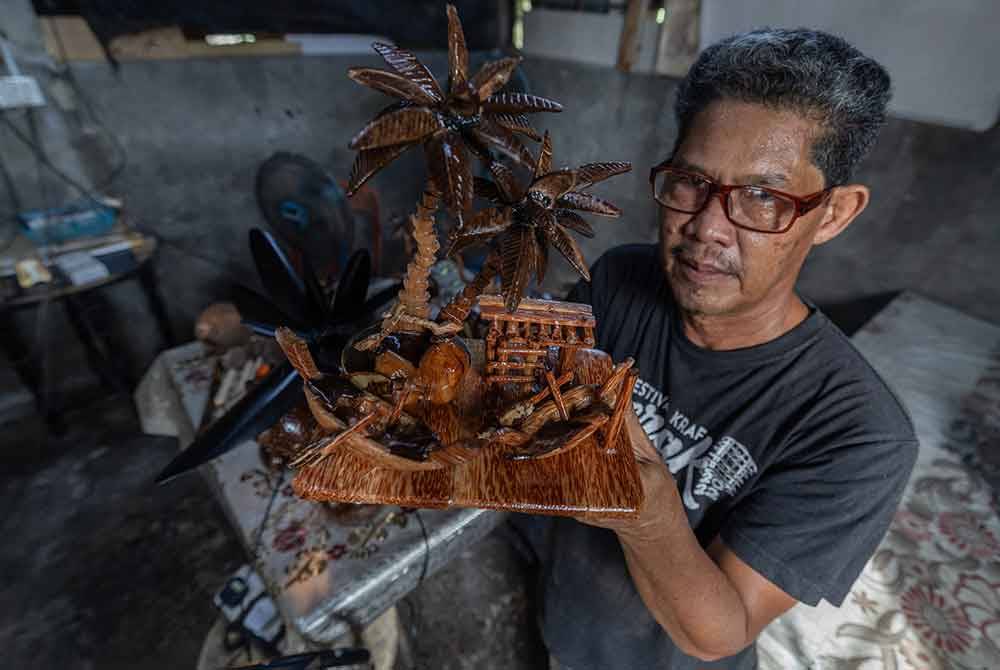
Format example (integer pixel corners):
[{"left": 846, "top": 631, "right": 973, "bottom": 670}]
[
  {"left": 0, "top": 111, "right": 106, "bottom": 207},
  {"left": 412, "top": 508, "right": 430, "bottom": 587},
  {"left": 47, "top": 22, "right": 128, "bottom": 192}
]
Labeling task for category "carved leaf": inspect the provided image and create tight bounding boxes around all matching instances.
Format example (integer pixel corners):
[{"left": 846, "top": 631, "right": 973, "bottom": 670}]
[
  {"left": 557, "top": 191, "right": 621, "bottom": 217},
  {"left": 483, "top": 92, "right": 564, "bottom": 114},
  {"left": 446, "top": 207, "right": 513, "bottom": 255},
  {"left": 486, "top": 113, "right": 541, "bottom": 141},
  {"left": 574, "top": 161, "right": 632, "bottom": 189},
  {"left": 489, "top": 161, "right": 523, "bottom": 203},
  {"left": 471, "top": 56, "right": 522, "bottom": 101},
  {"left": 534, "top": 132, "right": 555, "bottom": 182},
  {"left": 349, "top": 106, "right": 442, "bottom": 150},
  {"left": 499, "top": 227, "right": 535, "bottom": 313},
  {"left": 542, "top": 216, "right": 591, "bottom": 281},
  {"left": 347, "top": 67, "right": 439, "bottom": 106},
  {"left": 463, "top": 131, "right": 491, "bottom": 162},
  {"left": 371, "top": 42, "right": 443, "bottom": 102},
  {"left": 275, "top": 327, "right": 321, "bottom": 380},
  {"left": 529, "top": 169, "right": 577, "bottom": 204},
  {"left": 470, "top": 120, "right": 534, "bottom": 166},
  {"left": 446, "top": 4, "right": 469, "bottom": 92},
  {"left": 473, "top": 176, "right": 503, "bottom": 203},
  {"left": 533, "top": 227, "right": 549, "bottom": 285},
  {"left": 555, "top": 210, "right": 595, "bottom": 238},
  {"left": 348, "top": 143, "right": 410, "bottom": 195},
  {"left": 425, "top": 131, "right": 472, "bottom": 225}
]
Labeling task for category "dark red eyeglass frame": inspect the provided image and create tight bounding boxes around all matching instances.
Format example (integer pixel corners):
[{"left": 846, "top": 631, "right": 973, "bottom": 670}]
[{"left": 648, "top": 162, "right": 832, "bottom": 234}]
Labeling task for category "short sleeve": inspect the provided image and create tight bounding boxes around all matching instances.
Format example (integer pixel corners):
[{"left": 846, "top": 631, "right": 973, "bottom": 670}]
[{"left": 719, "top": 437, "right": 917, "bottom": 606}]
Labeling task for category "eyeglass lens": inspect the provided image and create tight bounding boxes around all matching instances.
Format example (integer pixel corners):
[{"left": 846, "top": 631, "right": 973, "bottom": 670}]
[{"left": 653, "top": 170, "right": 797, "bottom": 232}]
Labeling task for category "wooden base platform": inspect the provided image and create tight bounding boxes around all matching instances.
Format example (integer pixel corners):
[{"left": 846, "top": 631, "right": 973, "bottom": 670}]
[{"left": 292, "top": 427, "right": 643, "bottom": 519}]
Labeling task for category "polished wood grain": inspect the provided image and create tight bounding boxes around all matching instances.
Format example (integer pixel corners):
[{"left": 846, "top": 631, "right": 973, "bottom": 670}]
[{"left": 291, "top": 415, "right": 643, "bottom": 518}]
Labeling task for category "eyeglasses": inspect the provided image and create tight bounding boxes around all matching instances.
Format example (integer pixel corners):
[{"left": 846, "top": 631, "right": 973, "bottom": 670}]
[{"left": 649, "top": 163, "right": 831, "bottom": 234}]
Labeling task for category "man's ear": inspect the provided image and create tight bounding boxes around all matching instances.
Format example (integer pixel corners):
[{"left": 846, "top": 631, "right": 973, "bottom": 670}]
[{"left": 812, "top": 184, "right": 869, "bottom": 246}]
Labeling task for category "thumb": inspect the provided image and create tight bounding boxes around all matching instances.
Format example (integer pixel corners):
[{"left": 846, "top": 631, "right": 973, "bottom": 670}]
[{"left": 624, "top": 404, "right": 661, "bottom": 465}]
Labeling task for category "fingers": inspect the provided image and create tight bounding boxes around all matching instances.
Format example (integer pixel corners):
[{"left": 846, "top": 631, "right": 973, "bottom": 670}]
[{"left": 625, "top": 405, "right": 661, "bottom": 464}]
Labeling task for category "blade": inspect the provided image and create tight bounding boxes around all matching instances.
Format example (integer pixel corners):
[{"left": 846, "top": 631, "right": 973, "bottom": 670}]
[
  {"left": 499, "top": 227, "right": 534, "bottom": 313},
  {"left": 424, "top": 131, "right": 472, "bottom": 226},
  {"left": 154, "top": 363, "right": 302, "bottom": 484},
  {"left": 470, "top": 120, "right": 534, "bottom": 166},
  {"left": 371, "top": 42, "right": 443, "bottom": 102},
  {"left": 347, "top": 67, "right": 439, "bottom": 106},
  {"left": 347, "top": 144, "right": 410, "bottom": 196},
  {"left": 470, "top": 56, "right": 522, "bottom": 101},
  {"left": 489, "top": 161, "right": 523, "bottom": 202},
  {"left": 535, "top": 131, "right": 553, "bottom": 180},
  {"left": 574, "top": 161, "right": 632, "bottom": 189},
  {"left": 555, "top": 209, "right": 595, "bottom": 238},
  {"left": 249, "top": 229, "right": 319, "bottom": 328},
  {"left": 446, "top": 4, "right": 469, "bottom": 92},
  {"left": 231, "top": 283, "right": 305, "bottom": 332},
  {"left": 348, "top": 106, "right": 442, "bottom": 151},
  {"left": 542, "top": 215, "right": 591, "bottom": 281},
  {"left": 473, "top": 176, "right": 503, "bottom": 203},
  {"left": 445, "top": 207, "right": 512, "bottom": 256},
  {"left": 485, "top": 112, "right": 541, "bottom": 141},
  {"left": 330, "top": 249, "right": 372, "bottom": 323},
  {"left": 483, "top": 92, "right": 563, "bottom": 115},
  {"left": 557, "top": 191, "right": 622, "bottom": 217},
  {"left": 534, "top": 227, "right": 549, "bottom": 285}
]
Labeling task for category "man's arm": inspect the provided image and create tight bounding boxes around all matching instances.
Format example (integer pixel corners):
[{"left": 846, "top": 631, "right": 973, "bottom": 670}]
[{"left": 579, "top": 409, "right": 796, "bottom": 662}]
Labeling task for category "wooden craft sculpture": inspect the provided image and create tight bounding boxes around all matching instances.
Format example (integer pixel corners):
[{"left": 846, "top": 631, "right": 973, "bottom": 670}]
[{"left": 274, "top": 4, "right": 637, "bottom": 491}]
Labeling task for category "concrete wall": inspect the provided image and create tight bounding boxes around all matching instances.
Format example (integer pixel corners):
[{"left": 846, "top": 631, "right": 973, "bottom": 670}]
[
  {"left": 2, "top": 0, "right": 999, "bottom": 407},
  {"left": 701, "top": 0, "right": 1000, "bottom": 131}
]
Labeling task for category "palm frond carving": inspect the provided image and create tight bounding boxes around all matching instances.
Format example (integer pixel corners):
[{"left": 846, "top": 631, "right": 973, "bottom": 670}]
[
  {"left": 345, "top": 4, "right": 563, "bottom": 225},
  {"left": 444, "top": 132, "right": 632, "bottom": 314}
]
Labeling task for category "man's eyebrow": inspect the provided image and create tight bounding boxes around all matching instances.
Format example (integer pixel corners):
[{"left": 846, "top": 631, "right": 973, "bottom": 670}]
[
  {"left": 669, "top": 158, "right": 791, "bottom": 187},
  {"left": 742, "top": 171, "right": 790, "bottom": 187}
]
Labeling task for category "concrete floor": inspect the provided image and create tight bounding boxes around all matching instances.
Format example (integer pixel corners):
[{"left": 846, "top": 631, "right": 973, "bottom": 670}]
[{"left": 0, "top": 394, "right": 547, "bottom": 669}]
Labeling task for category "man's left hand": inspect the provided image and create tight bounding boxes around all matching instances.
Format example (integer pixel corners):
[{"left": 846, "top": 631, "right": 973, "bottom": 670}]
[{"left": 576, "top": 404, "right": 685, "bottom": 542}]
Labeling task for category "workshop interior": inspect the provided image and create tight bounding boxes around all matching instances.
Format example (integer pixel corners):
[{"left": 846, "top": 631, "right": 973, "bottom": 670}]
[{"left": 2, "top": 1, "right": 999, "bottom": 668}]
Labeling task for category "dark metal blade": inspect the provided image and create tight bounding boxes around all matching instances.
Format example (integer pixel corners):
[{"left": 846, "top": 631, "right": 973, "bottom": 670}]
[
  {"left": 154, "top": 362, "right": 302, "bottom": 485},
  {"left": 231, "top": 283, "right": 306, "bottom": 332},
  {"left": 249, "top": 229, "right": 320, "bottom": 328},
  {"left": 330, "top": 249, "right": 372, "bottom": 324}
]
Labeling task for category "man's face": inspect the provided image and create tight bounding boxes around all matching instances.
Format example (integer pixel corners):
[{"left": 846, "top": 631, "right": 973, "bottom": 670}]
[{"left": 659, "top": 99, "right": 829, "bottom": 319}]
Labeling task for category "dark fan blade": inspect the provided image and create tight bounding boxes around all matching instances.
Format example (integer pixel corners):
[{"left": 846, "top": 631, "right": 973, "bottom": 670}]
[
  {"left": 231, "top": 284, "right": 306, "bottom": 332},
  {"left": 300, "top": 252, "right": 331, "bottom": 323},
  {"left": 330, "top": 249, "right": 372, "bottom": 324},
  {"left": 155, "top": 363, "right": 302, "bottom": 484},
  {"left": 249, "top": 229, "right": 321, "bottom": 328}
]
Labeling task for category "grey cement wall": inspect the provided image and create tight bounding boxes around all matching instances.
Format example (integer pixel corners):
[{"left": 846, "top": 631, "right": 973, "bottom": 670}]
[{"left": 2, "top": 41, "right": 999, "bottom": 402}]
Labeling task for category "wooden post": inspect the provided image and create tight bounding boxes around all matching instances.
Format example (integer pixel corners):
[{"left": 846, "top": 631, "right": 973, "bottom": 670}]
[
  {"left": 616, "top": 0, "right": 645, "bottom": 73},
  {"left": 653, "top": 0, "right": 701, "bottom": 78}
]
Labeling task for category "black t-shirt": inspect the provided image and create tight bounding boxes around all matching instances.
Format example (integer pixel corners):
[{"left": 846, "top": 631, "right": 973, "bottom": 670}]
[{"left": 535, "top": 244, "right": 918, "bottom": 670}]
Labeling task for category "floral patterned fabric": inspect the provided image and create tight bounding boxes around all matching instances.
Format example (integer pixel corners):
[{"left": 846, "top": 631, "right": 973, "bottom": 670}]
[{"left": 757, "top": 294, "right": 1000, "bottom": 670}]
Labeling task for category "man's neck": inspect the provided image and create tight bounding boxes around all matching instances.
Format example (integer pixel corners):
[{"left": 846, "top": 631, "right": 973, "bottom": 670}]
[{"left": 680, "top": 294, "right": 810, "bottom": 351}]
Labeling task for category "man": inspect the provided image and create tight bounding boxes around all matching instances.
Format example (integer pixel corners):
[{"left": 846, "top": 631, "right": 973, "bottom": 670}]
[{"left": 526, "top": 28, "right": 919, "bottom": 669}]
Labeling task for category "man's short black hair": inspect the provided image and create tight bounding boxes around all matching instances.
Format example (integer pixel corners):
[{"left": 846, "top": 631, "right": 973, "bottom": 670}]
[{"left": 674, "top": 28, "right": 892, "bottom": 186}]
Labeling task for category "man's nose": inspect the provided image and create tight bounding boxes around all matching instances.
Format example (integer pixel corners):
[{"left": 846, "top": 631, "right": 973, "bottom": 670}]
[{"left": 684, "top": 193, "right": 736, "bottom": 246}]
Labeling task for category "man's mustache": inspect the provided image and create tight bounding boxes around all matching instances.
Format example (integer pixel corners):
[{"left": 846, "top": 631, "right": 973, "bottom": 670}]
[{"left": 670, "top": 244, "right": 741, "bottom": 276}]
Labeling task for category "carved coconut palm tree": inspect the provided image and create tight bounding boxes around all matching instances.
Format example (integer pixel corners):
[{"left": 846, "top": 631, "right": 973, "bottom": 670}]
[
  {"left": 345, "top": 4, "right": 562, "bottom": 329},
  {"left": 440, "top": 131, "right": 631, "bottom": 317}
]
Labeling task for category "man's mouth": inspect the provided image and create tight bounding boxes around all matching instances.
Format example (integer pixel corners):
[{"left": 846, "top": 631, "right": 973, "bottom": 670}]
[{"left": 674, "top": 254, "right": 736, "bottom": 282}]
